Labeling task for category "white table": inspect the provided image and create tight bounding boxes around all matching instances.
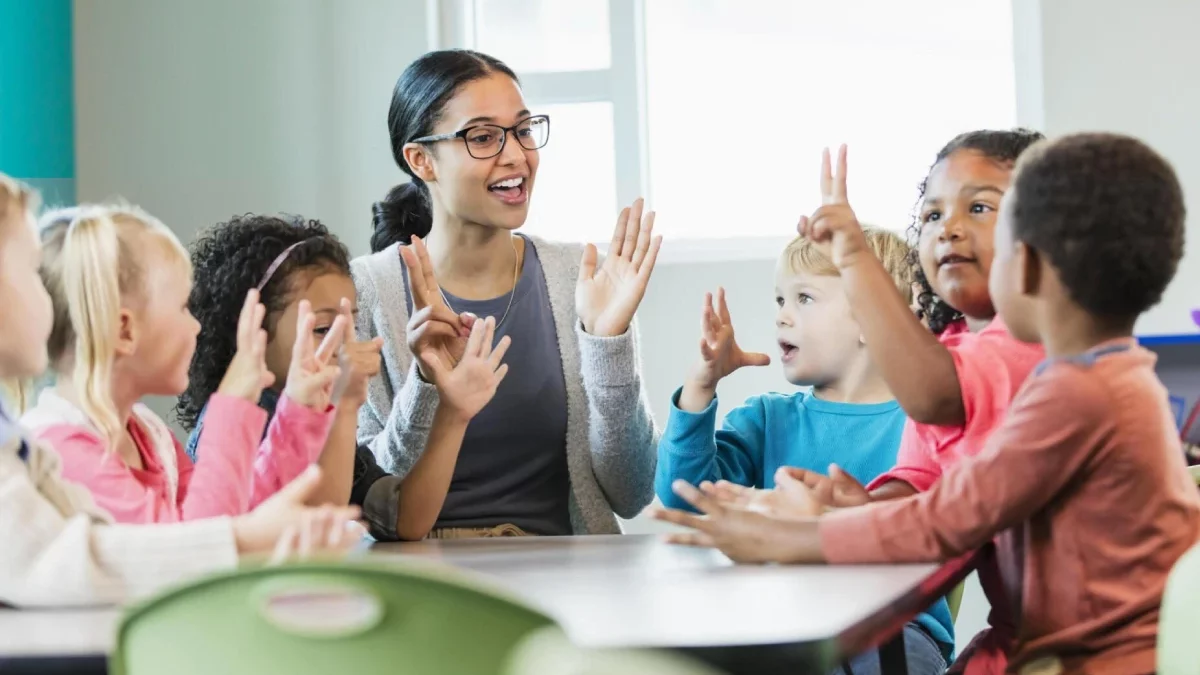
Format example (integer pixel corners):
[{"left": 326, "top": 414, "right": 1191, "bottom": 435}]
[{"left": 0, "top": 535, "right": 953, "bottom": 674}]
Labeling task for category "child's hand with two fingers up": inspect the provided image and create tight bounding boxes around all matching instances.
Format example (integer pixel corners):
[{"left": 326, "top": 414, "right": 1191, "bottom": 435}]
[
  {"left": 283, "top": 299, "right": 348, "bottom": 411},
  {"left": 679, "top": 287, "right": 771, "bottom": 412},
  {"left": 797, "top": 144, "right": 874, "bottom": 272}
]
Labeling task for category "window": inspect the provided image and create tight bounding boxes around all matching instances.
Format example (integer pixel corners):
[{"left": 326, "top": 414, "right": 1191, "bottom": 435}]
[{"left": 440, "top": 0, "right": 1016, "bottom": 257}]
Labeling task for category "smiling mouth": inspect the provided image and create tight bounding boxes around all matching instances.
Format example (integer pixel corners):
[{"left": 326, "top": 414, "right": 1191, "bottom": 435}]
[{"left": 488, "top": 176, "right": 527, "bottom": 205}]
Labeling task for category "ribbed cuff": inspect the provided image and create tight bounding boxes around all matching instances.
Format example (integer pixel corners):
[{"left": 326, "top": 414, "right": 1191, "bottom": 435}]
[
  {"left": 576, "top": 322, "right": 639, "bottom": 387},
  {"left": 396, "top": 361, "right": 440, "bottom": 429}
]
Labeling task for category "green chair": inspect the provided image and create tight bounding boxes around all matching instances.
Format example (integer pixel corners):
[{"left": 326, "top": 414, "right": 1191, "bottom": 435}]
[
  {"left": 947, "top": 582, "right": 966, "bottom": 624},
  {"left": 1159, "top": 540, "right": 1200, "bottom": 675},
  {"left": 505, "top": 627, "right": 726, "bottom": 675},
  {"left": 111, "top": 560, "right": 558, "bottom": 675}
]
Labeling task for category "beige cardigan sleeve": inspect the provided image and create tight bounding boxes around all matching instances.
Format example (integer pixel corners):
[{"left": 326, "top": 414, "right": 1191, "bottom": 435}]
[{"left": 0, "top": 435, "right": 238, "bottom": 608}]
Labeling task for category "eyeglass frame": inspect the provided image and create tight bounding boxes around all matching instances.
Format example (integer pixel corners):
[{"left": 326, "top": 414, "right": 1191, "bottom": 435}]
[{"left": 409, "top": 114, "right": 551, "bottom": 159}]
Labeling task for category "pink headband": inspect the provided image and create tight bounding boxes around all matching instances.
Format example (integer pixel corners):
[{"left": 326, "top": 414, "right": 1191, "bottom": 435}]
[{"left": 256, "top": 239, "right": 312, "bottom": 291}]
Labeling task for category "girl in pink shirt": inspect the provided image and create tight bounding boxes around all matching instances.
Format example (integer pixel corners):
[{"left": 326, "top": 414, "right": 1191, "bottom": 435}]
[{"left": 20, "top": 205, "right": 345, "bottom": 524}]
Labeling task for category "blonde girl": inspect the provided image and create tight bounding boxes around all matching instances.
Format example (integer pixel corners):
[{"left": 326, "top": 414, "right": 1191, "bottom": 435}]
[{"left": 20, "top": 205, "right": 346, "bottom": 523}]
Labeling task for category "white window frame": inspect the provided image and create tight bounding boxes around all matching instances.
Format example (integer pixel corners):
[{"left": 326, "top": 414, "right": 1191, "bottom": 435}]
[{"left": 430, "top": 0, "right": 807, "bottom": 263}]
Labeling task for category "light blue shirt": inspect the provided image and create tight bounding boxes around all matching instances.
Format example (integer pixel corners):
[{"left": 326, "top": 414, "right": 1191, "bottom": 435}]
[{"left": 655, "top": 388, "right": 955, "bottom": 660}]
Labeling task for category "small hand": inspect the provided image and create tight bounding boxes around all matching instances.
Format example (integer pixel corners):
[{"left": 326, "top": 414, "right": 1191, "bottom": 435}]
[
  {"left": 651, "top": 480, "right": 823, "bottom": 564},
  {"left": 217, "top": 290, "right": 276, "bottom": 402},
  {"left": 576, "top": 198, "right": 663, "bottom": 337},
  {"left": 699, "top": 478, "right": 821, "bottom": 519},
  {"left": 269, "top": 505, "right": 368, "bottom": 565},
  {"left": 796, "top": 145, "right": 871, "bottom": 270},
  {"left": 689, "top": 287, "right": 771, "bottom": 391},
  {"left": 401, "top": 236, "right": 475, "bottom": 380},
  {"left": 233, "top": 465, "right": 364, "bottom": 558},
  {"left": 775, "top": 464, "right": 870, "bottom": 509},
  {"left": 423, "top": 316, "right": 511, "bottom": 422},
  {"left": 283, "top": 300, "right": 346, "bottom": 409},
  {"left": 331, "top": 298, "right": 383, "bottom": 407}
]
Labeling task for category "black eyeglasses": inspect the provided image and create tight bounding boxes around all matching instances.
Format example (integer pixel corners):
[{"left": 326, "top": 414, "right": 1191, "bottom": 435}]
[{"left": 411, "top": 114, "right": 551, "bottom": 159}]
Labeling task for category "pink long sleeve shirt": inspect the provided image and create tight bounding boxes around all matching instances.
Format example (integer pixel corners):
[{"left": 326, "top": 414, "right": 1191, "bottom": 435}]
[
  {"left": 823, "top": 342, "right": 1200, "bottom": 675},
  {"left": 21, "top": 391, "right": 334, "bottom": 524}
]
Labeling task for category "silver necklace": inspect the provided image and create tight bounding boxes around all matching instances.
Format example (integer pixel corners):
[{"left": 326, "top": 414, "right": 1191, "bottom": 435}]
[{"left": 438, "top": 235, "right": 520, "bottom": 329}]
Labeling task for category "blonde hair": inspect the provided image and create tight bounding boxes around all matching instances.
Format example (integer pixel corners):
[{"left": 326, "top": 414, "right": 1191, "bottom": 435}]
[
  {"left": 38, "top": 204, "right": 190, "bottom": 446},
  {"left": 0, "top": 174, "right": 41, "bottom": 412},
  {"left": 784, "top": 226, "right": 915, "bottom": 303}
]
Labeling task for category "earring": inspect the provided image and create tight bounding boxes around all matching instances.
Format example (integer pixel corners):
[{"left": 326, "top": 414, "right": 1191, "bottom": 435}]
[{"left": 859, "top": 334, "right": 866, "bottom": 346}]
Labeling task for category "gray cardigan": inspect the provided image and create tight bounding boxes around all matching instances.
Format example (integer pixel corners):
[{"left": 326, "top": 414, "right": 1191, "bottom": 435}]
[{"left": 350, "top": 236, "right": 660, "bottom": 534}]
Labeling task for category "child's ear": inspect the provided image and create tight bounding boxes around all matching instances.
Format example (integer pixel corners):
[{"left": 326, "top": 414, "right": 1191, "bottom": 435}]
[
  {"left": 1017, "top": 241, "right": 1043, "bottom": 297},
  {"left": 402, "top": 143, "right": 437, "bottom": 183},
  {"left": 114, "top": 308, "right": 138, "bottom": 357}
]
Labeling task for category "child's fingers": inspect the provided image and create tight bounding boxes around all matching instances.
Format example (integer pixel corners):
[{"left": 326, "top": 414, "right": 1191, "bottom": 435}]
[
  {"left": 236, "top": 290, "right": 256, "bottom": 349},
  {"left": 651, "top": 506, "right": 709, "bottom": 532},
  {"left": 340, "top": 297, "right": 358, "bottom": 342},
  {"left": 489, "top": 335, "right": 512, "bottom": 369},
  {"left": 834, "top": 144, "right": 849, "bottom": 203},
  {"left": 716, "top": 286, "right": 732, "bottom": 324},
  {"left": 672, "top": 479, "right": 725, "bottom": 517},
  {"left": 699, "top": 339, "right": 716, "bottom": 361},
  {"left": 630, "top": 209, "right": 656, "bottom": 271},
  {"left": 293, "top": 300, "right": 316, "bottom": 362},
  {"left": 797, "top": 214, "right": 810, "bottom": 237},
  {"left": 741, "top": 351, "right": 772, "bottom": 367},
  {"left": 820, "top": 147, "right": 834, "bottom": 203},
  {"left": 664, "top": 531, "right": 717, "bottom": 549},
  {"left": 270, "top": 525, "right": 300, "bottom": 565},
  {"left": 251, "top": 298, "right": 267, "bottom": 335},
  {"left": 315, "top": 315, "right": 348, "bottom": 364},
  {"left": 254, "top": 328, "right": 269, "bottom": 358}
]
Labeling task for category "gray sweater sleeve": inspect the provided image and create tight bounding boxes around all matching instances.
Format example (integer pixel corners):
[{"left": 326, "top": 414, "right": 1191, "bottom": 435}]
[
  {"left": 352, "top": 253, "right": 440, "bottom": 479},
  {"left": 575, "top": 316, "right": 660, "bottom": 519}
]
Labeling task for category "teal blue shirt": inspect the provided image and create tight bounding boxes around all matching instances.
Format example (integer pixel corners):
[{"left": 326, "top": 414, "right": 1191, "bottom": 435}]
[{"left": 655, "top": 388, "right": 955, "bottom": 661}]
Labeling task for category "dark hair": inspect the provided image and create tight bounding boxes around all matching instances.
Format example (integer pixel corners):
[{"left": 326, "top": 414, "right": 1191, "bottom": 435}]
[
  {"left": 906, "top": 128, "right": 1046, "bottom": 333},
  {"left": 175, "top": 214, "right": 351, "bottom": 431},
  {"left": 371, "top": 49, "right": 519, "bottom": 253},
  {"left": 1010, "top": 133, "right": 1185, "bottom": 321}
]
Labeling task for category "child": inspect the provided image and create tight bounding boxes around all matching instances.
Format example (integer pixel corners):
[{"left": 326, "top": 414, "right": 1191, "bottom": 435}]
[
  {"left": 20, "top": 205, "right": 343, "bottom": 524},
  {"left": 658, "top": 133, "right": 1200, "bottom": 675},
  {"left": 178, "top": 214, "right": 511, "bottom": 541},
  {"left": 774, "top": 131, "right": 1048, "bottom": 672},
  {"left": 656, "top": 229, "right": 955, "bottom": 671},
  {"left": 0, "top": 173, "right": 361, "bottom": 607}
]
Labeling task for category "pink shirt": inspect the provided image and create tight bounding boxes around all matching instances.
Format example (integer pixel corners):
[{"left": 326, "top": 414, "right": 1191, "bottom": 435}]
[
  {"left": 869, "top": 317, "right": 1046, "bottom": 493},
  {"left": 867, "top": 317, "right": 1044, "bottom": 674},
  {"left": 822, "top": 342, "right": 1200, "bottom": 675},
  {"left": 23, "top": 392, "right": 334, "bottom": 524}
]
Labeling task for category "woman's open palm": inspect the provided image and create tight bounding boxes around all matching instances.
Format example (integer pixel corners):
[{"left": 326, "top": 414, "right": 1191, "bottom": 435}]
[{"left": 576, "top": 198, "right": 663, "bottom": 337}]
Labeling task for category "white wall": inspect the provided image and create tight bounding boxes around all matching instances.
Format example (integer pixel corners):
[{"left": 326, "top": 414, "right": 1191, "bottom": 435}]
[{"left": 74, "top": 0, "right": 427, "bottom": 257}]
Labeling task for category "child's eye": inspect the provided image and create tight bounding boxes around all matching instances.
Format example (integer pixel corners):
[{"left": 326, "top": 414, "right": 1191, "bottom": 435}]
[
  {"left": 313, "top": 326, "right": 332, "bottom": 336},
  {"left": 798, "top": 294, "right": 814, "bottom": 305},
  {"left": 921, "top": 210, "right": 942, "bottom": 224},
  {"left": 970, "top": 202, "right": 995, "bottom": 214},
  {"left": 774, "top": 296, "right": 784, "bottom": 307}
]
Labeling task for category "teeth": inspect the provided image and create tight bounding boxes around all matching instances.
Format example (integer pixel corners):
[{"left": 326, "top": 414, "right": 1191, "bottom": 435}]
[{"left": 491, "top": 177, "right": 523, "bottom": 189}]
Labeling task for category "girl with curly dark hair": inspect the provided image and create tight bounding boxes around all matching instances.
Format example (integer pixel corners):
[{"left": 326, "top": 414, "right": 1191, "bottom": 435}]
[{"left": 178, "top": 214, "right": 507, "bottom": 540}]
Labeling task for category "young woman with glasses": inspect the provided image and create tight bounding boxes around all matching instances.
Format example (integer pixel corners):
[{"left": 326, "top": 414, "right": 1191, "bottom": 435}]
[{"left": 353, "top": 49, "right": 663, "bottom": 539}]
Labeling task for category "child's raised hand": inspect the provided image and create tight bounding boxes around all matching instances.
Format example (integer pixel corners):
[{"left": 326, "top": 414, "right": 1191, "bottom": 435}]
[
  {"left": 797, "top": 145, "right": 872, "bottom": 270},
  {"left": 330, "top": 298, "right": 383, "bottom": 408},
  {"left": 422, "top": 315, "right": 511, "bottom": 422},
  {"left": 283, "top": 300, "right": 347, "bottom": 410},
  {"left": 217, "top": 290, "right": 276, "bottom": 403},
  {"left": 688, "top": 287, "right": 771, "bottom": 392}
]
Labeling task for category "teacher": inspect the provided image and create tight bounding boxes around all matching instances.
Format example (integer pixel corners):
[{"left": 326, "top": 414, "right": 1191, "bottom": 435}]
[{"left": 352, "top": 49, "right": 662, "bottom": 539}]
